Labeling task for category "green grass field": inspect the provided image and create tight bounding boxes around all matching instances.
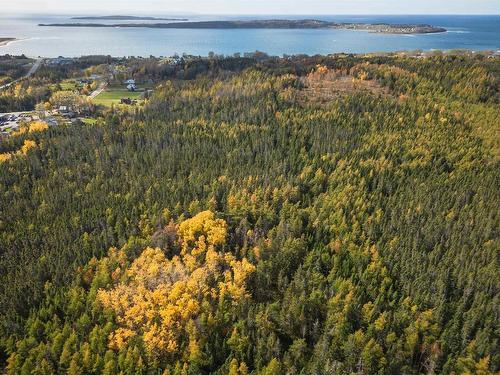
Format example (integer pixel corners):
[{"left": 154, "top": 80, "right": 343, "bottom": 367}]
[
  {"left": 80, "top": 117, "right": 98, "bottom": 125},
  {"left": 93, "top": 86, "right": 143, "bottom": 107}
]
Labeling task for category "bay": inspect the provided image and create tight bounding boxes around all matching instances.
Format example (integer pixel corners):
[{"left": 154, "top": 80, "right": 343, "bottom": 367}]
[{"left": 0, "top": 14, "right": 498, "bottom": 57}]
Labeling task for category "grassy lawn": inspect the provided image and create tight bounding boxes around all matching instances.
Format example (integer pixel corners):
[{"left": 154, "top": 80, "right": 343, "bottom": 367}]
[
  {"left": 59, "top": 80, "right": 80, "bottom": 91},
  {"left": 93, "top": 86, "right": 144, "bottom": 107},
  {"left": 80, "top": 117, "right": 98, "bottom": 125}
]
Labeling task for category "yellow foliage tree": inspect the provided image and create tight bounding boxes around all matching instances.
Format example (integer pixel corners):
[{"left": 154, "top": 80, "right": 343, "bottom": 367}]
[
  {"left": 28, "top": 121, "right": 49, "bottom": 133},
  {"left": 20, "top": 140, "right": 37, "bottom": 155},
  {"left": 0, "top": 139, "right": 38, "bottom": 163},
  {"left": 0, "top": 153, "right": 12, "bottom": 163},
  {"left": 98, "top": 211, "right": 255, "bottom": 360}
]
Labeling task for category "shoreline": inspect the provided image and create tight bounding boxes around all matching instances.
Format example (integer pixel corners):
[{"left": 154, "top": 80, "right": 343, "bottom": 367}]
[
  {"left": 3, "top": 49, "right": 496, "bottom": 61},
  {"left": 0, "top": 38, "right": 18, "bottom": 47}
]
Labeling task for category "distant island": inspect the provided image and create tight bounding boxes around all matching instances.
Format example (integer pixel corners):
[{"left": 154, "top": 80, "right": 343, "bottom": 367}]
[
  {"left": 0, "top": 37, "right": 17, "bottom": 46},
  {"left": 71, "top": 15, "right": 188, "bottom": 21},
  {"left": 39, "top": 19, "right": 447, "bottom": 34}
]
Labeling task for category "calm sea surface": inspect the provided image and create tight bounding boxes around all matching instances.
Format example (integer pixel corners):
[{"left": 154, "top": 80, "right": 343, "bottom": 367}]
[{"left": 0, "top": 15, "right": 499, "bottom": 57}]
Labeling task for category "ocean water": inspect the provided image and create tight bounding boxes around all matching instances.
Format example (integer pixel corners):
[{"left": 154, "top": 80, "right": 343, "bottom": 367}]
[{"left": 0, "top": 14, "right": 498, "bottom": 58}]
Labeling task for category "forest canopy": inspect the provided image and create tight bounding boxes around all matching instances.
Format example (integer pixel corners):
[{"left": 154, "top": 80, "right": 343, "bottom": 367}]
[{"left": 0, "top": 53, "right": 499, "bottom": 374}]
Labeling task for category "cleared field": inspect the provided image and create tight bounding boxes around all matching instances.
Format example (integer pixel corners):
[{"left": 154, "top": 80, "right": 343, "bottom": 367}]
[
  {"left": 297, "top": 67, "right": 389, "bottom": 106},
  {"left": 59, "top": 80, "right": 80, "bottom": 91},
  {"left": 93, "top": 86, "right": 143, "bottom": 106},
  {"left": 50, "top": 79, "right": 89, "bottom": 92}
]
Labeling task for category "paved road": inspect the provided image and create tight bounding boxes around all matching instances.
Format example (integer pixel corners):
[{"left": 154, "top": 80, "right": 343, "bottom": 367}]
[
  {"left": 26, "top": 58, "right": 43, "bottom": 77},
  {"left": 89, "top": 81, "right": 107, "bottom": 99},
  {"left": 0, "top": 58, "right": 43, "bottom": 90}
]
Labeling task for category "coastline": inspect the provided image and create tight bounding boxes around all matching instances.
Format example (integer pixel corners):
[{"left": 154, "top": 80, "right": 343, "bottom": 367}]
[
  {"left": 3, "top": 49, "right": 496, "bottom": 61},
  {"left": 0, "top": 38, "right": 18, "bottom": 47}
]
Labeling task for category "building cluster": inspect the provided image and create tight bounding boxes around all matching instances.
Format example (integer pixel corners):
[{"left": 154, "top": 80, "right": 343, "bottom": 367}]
[{"left": 46, "top": 57, "right": 74, "bottom": 66}]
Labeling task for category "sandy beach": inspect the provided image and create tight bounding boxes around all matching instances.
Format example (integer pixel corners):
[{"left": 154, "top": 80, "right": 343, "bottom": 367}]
[{"left": 0, "top": 38, "right": 18, "bottom": 47}]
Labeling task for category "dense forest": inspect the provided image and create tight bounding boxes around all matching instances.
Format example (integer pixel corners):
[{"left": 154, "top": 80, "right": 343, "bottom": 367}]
[{"left": 0, "top": 53, "right": 498, "bottom": 374}]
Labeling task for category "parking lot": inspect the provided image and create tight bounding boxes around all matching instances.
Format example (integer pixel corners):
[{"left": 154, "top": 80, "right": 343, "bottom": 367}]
[{"left": 0, "top": 111, "right": 40, "bottom": 136}]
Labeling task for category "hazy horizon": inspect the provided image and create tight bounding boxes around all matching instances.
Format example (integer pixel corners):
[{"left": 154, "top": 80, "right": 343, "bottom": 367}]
[
  {"left": 4, "top": 12, "right": 500, "bottom": 17},
  {"left": 3, "top": 0, "right": 500, "bottom": 16}
]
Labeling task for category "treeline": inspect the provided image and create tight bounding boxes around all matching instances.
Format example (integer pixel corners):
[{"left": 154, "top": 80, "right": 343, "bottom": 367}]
[{"left": 0, "top": 54, "right": 498, "bottom": 373}]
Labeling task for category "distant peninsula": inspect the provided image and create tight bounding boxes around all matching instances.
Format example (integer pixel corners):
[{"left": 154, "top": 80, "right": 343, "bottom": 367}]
[
  {"left": 39, "top": 19, "right": 447, "bottom": 34},
  {"left": 71, "top": 15, "right": 188, "bottom": 21}
]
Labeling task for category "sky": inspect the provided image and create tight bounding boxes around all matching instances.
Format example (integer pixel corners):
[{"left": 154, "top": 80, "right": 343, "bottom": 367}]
[{"left": 3, "top": 0, "right": 500, "bottom": 15}]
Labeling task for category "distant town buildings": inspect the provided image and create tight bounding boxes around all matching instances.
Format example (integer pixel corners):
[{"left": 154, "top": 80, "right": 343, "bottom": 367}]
[
  {"left": 488, "top": 50, "right": 500, "bottom": 58},
  {"left": 47, "top": 57, "right": 74, "bottom": 66}
]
